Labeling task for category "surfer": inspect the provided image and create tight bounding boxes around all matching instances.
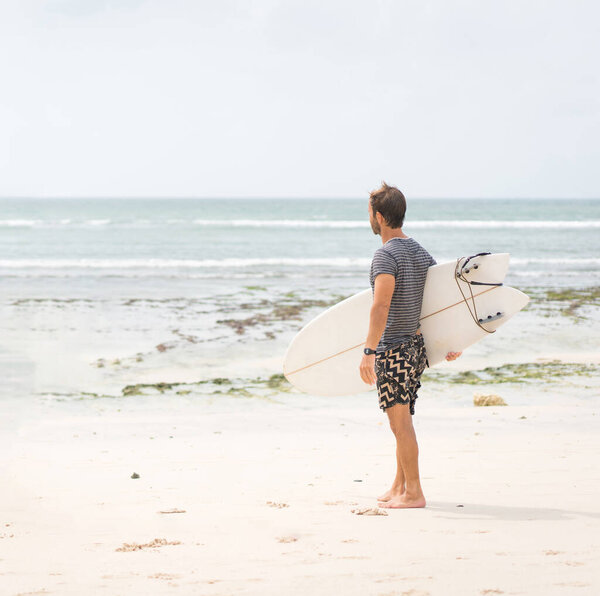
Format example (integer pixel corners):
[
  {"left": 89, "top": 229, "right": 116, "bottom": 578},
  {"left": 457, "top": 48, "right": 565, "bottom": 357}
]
[{"left": 359, "top": 182, "right": 462, "bottom": 509}]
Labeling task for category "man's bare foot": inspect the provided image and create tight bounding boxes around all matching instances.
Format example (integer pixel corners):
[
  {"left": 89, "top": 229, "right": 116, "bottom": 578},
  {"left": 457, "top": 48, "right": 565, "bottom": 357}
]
[
  {"left": 378, "top": 493, "right": 426, "bottom": 509},
  {"left": 377, "top": 486, "right": 405, "bottom": 502}
]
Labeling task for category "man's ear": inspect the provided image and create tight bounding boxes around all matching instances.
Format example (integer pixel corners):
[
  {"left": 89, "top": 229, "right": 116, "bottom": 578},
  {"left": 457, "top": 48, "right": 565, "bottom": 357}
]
[{"left": 376, "top": 212, "right": 385, "bottom": 227}]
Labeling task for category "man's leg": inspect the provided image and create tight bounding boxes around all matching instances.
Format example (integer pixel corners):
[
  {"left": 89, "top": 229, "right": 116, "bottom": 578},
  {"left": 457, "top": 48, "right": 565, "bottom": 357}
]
[
  {"left": 377, "top": 439, "right": 406, "bottom": 501},
  {"left": 378, "top": 402, "right": 426, "bottom": 509}
]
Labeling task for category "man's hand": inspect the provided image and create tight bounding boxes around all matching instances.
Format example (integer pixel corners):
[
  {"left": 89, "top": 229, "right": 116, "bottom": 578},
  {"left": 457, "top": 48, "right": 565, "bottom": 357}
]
[
  {"left": 445, "top": 351, "right": 462, "bottom": 361},
  {"left": 359, "top": 353, "right": 377, "bottom": 385}
]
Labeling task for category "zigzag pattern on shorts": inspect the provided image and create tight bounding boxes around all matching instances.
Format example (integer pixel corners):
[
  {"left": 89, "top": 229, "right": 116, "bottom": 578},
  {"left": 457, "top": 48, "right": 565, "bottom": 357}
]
[
  {"left": 375, "top": 343, "right": 424, "bottom": 414},
  {"left": 383, "top": 351, "right": 412, "bottom": 384},
  {"left": 377, "top": 376, "right": 412, "bottom": 410}
]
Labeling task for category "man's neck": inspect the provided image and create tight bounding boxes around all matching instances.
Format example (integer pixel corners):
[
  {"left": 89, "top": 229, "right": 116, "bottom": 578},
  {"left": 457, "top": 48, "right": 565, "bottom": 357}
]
[{"left": 380, "top": 228, "right": 410, "bottom": 244}]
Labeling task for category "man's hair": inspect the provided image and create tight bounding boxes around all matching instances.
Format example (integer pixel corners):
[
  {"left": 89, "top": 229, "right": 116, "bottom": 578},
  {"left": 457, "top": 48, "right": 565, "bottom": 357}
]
[{"left": 369, "top": 182, "right": 406, "bottom": 229}]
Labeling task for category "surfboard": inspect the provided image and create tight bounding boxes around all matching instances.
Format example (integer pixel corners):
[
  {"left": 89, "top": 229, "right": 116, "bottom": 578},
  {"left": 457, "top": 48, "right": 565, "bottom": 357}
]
[{"left": 283, "top": 253, "right": 530, "bottom": 396}]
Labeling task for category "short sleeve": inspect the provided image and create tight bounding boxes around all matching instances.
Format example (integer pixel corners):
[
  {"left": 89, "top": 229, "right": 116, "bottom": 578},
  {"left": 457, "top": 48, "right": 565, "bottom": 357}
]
[
  {"left": 429, "top": 255, "right": 437, "bottom": 266},
  {"left": 371, "top": 249, "right": 398, "bottom": 280}
]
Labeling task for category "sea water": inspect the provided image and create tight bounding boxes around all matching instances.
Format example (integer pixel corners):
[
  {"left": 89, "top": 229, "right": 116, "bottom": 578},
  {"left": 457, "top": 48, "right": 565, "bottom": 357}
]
[{"left": 1, "top": 197, "right": 599, "bottom": 401}]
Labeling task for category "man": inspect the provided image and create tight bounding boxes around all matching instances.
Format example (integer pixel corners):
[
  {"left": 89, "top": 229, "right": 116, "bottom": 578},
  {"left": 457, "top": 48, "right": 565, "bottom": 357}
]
[{"left": 359, "top": 182, "right": 462, "bottom": 509}]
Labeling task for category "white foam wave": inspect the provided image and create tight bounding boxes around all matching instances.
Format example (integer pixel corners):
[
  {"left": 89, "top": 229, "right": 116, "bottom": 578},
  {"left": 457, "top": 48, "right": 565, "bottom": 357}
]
[
  {"left": 86, "top": 219, "right": 111, "bottom": 226},
  {"left": 192, "top": 219, "right": 369, "bottom": 228},
  {"left": 508, "top": 270, "right": 597, "bottom": 278},
  {"left": 0, "top": 219, "right": 42, "bottom": 227},
  {"left": 0, "top": 218, "right": 109, "bottom": 227},
  {"left": 191, "top": 219, "right": 600, "bottom": 229},
  {"left": 2, "top": 218, "right": 599, "bottom": 229},
  {"left": 509, "top": 257, "right": 600, "bottom": 265},
  {"left": 0, "top": 256, "right": 599, "bottom": 269},
  {"left": 412, "top": 220, "right": 600, "bottom": 229},
  {"left": 0, "top": 257, "right": 372, "bottom": 268}
]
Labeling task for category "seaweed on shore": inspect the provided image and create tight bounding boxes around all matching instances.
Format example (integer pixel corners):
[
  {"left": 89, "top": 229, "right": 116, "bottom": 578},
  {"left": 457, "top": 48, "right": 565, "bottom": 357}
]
[
  {"left": 216, "top": 293, "right": 350, "bottom": 335},
  {"left": 544, "top": 287, "right": 600, "bottom": 317},
  {"left": 10, "top": 298, "right": 95, "bottom": 306},
  {"left": 266, "top": 373, "right": 289, "bottom": 390},
  {"left": 521, "top": 285, "right": 600, "bottom": 320},
  {"left": 40, "top": 372, "right": 291, "bottom": 401},
  {"left": 122, "top": 382, "right": 178, "bottom": 395},
  {"left": 119, "top": 372, "right": 293, "bottom": 399},
  {"left": 38, "top": 390, "right": 119, "bottom": 400},
  {"left": 423, "top": 359, "right": 599, "bottom": 386}
]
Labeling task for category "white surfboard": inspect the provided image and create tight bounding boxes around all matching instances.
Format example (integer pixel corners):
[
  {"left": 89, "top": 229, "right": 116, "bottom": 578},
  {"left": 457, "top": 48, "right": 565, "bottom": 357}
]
[{"left": 283, "top": 253, "right": 529, "bottom": 396}]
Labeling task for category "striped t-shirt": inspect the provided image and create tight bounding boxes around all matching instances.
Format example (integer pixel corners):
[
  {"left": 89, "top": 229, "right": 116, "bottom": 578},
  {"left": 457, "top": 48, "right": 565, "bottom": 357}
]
[{"left": 369, "top": 237, "right": 437, "bottom": 353}]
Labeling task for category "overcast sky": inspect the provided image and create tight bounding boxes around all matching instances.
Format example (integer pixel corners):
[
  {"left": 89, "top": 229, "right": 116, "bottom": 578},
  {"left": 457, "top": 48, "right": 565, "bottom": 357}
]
[{"left": 0, "top": 0, "right": 598, "bottom": 198}]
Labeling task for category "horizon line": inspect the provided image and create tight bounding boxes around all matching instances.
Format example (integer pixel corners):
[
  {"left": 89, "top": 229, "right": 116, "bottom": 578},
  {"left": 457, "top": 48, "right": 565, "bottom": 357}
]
[{"left": 1, "top": 196, "right": 599, "bottom": 201}]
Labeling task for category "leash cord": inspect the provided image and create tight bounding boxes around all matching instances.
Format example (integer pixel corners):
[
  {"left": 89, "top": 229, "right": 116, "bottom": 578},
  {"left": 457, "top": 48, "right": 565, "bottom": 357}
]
[{"left": 453, "top": 253, "right": 503, "bottom": 334}]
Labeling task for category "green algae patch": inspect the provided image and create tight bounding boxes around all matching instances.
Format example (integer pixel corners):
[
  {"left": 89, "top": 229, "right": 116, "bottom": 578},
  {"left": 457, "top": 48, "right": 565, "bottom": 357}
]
[
  {"left": 122, "top": 382, "right": 178, "bottom": 396},
  {"left": 113, "top": 372, "right": 295, "bottom": 400},
  {"left": 120, "top": 377, "right": 238, "bottom": 397},
  {"left": 423, "top": 360, "right": 600, "bottom": 386},
  {"left": 226, "top": 386, "right": 253, "bottom": 398},
  {"left": 544, "top": 287, "right": 600, "bottom": 317},
  {"left": 42, "top": 372, "right": 295, "bottom": 402},
  {"left": 38, "top": 390, "right": 118, "bottom": 401},
  {"left": 122, "top": 385, "right": 145, "bottom": 396},
  {"left": 265, "top": 373, "right": 292, "bottom": 391},
  {"left": 222, "top": 373, "right": 293, "bottom": 399},
  {"left": 522, "top": 285, "right": 600, "bottom": 320}
]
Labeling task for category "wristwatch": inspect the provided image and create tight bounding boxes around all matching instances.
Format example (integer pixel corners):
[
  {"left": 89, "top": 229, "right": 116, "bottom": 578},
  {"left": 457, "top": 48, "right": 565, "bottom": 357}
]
[{"left": 363, "top": 347, "right": 377, "bottom": 355}]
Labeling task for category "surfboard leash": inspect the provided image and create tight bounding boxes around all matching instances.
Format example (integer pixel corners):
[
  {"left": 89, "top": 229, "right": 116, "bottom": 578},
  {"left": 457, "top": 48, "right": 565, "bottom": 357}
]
[{"left": 454, "top": 254, "right": 503, "bottom": 334}]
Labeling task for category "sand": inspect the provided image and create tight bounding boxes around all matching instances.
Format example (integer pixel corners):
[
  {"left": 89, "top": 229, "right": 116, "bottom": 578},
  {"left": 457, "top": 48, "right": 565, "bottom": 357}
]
[{"left": 1, "top": 390, "right": 599, "bottom": 596}]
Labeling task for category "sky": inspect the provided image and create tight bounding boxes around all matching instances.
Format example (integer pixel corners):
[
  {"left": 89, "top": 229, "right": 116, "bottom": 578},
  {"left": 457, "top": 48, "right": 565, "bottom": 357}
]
[{"left": 0, "top": 0, "right": 598, "bottom": 199}]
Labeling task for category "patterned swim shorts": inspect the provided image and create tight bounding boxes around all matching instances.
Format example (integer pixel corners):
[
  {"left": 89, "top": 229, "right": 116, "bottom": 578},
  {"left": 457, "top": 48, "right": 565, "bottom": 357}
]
[{"left": 374, "top": 332, "right": 429, "bottom": 415}]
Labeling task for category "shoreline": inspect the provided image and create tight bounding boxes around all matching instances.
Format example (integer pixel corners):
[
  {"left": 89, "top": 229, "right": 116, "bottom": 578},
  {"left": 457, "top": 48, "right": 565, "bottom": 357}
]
[{"left": 2, "top": 282, "right": 599, "bottom": 399}]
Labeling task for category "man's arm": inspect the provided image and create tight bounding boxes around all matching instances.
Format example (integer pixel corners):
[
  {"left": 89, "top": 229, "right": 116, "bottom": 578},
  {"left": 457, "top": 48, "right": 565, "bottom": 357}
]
[
  {"left": 365, "top": 273, "right": 395, "bottom": 350},
  {"left": 359, "top": 273, "right": 395, "bottom": 385}
]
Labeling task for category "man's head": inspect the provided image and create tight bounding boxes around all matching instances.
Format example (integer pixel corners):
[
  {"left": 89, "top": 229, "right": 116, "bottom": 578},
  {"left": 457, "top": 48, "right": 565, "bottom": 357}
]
[{"left": 368, "top": 182, "right": 406, "bottom": 235}]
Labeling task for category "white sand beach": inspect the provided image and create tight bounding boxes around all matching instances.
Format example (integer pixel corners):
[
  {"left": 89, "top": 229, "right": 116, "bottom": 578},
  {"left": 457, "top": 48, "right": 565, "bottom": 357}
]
[{"left": 2, "top": 383, "right": 599, "bottom": 595}]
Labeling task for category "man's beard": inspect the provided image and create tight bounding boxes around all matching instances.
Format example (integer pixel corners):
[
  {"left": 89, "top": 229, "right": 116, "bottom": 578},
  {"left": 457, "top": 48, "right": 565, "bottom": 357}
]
[{"left": 370, "top": 217, "right": 380, "bottom": 235}]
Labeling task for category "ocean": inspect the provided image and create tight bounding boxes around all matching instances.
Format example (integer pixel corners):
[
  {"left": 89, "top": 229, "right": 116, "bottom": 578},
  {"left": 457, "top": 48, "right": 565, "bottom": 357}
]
[{"left": 2, "top": 197, "right": 599, "bottom": 404}]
